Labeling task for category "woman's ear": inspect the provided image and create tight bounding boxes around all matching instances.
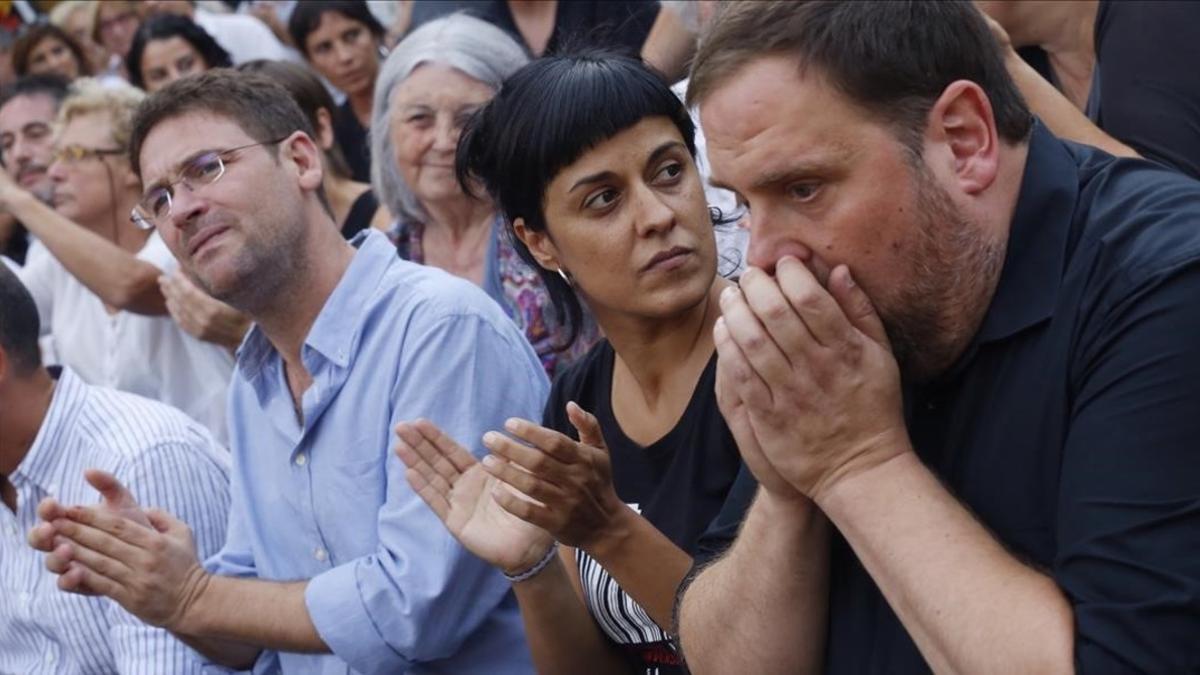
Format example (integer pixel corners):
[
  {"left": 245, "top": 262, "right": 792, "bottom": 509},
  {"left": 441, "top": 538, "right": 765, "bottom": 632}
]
[{"left": 513, "top": 216, "right": 560, "bottom": 271}]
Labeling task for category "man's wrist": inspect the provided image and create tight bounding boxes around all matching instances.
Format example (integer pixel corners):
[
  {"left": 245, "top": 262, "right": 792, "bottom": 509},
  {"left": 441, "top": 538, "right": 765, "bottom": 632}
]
[
  {"left": 172, "top": 567, "right": 217, "bottom": 637},
  {"left": 815, "top": 448, "right": 923, "bottom": 520}
]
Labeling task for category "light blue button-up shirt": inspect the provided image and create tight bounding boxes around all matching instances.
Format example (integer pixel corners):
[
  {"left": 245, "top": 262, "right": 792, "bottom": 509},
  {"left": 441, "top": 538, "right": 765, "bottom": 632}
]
[{"left": 206, "top": 230, "right": 548, "bottom": 674}]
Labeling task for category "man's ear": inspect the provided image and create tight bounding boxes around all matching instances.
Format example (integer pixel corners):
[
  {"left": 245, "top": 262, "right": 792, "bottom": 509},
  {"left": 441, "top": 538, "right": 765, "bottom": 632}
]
[
  {"left": 512, "top": 217, "right": 561, "bottom": 271},
  {"left": 281, "top": 131, "right": 325, "bottom": 192},
  {"left": 924, "top": 79, "right": 1001, "bottom": 195}
]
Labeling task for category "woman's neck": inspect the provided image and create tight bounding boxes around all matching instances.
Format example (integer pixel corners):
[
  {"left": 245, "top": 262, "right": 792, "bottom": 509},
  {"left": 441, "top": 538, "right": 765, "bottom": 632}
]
[
  {"left": 601, "top": 277, "right": 732, "bottom": 407},
  {"left": 324, "top": 174, "right": 370, "bottom": 228},
  {"left": 422, "top": 197, "right": 494, "bottom": 242},
  {"left": 348, "top": 87, "right": 374, "bottom": 128}
]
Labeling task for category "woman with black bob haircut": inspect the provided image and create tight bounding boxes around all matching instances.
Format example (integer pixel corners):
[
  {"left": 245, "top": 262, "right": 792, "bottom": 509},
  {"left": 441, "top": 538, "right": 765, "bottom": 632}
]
[
  {"left": 125, "top": 13, "right": 232, "bottom": 93},
  {"left": 396, "top": 51, "right": 746, "bottom": 674}
]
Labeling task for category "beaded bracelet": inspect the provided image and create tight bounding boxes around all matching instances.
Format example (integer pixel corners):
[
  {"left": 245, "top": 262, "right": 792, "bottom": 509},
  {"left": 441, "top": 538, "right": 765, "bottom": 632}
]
[{"left": 504, "top": 542, "right": 560, "bottom": 583}]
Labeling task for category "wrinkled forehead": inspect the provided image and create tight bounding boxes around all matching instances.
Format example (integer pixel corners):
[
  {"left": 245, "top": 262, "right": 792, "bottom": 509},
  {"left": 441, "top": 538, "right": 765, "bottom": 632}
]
[
  {"left": 0, "top": 94, "right": 59, "bottom": 133},
  {"left": 138, "top": 112, "right": 255, "bottom": 184}
]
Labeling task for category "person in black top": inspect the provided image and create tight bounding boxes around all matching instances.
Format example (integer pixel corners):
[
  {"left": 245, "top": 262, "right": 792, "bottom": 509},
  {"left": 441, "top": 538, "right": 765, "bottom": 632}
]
[
  {"left": 409, "top": 1, "right": 660, "bottom": 58},
  {"left": 394, "top": 52, "right": 743, "bottom": 674},
  {"left": 288, "top": 1, "right": 386, "bottom": 182},
  {"left": 979, "top": 0, "right": 1200, "bottom": 180},
  {"left": 675, "top": 2, "right": 1200, "bottom": 673},
  {"left": 236, "top": 60, "right": 388, "bottom": 238}
]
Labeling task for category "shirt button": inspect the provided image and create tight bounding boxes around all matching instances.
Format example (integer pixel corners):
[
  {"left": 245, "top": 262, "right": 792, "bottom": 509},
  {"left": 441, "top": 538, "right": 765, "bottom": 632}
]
[
  {"left": 295, "top": 453, "right": 307, "bottom": 467},
  {"left": 314, "top": 548, "right": 328, "bottom": 562},
  {"left": 45, "top": 652, "right": 56, "bottom": 664}
]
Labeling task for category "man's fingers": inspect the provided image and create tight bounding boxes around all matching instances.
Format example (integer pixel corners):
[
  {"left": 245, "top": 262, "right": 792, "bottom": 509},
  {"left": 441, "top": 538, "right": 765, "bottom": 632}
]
[
  {"left": 719, "top": 283, "right": 793, "bottom": 380},
  {"left": 713, "top": 315, "right": 774, "bottom": 411},
  {"left": 828, "top": 265, "right": 891, "bottom": 349},
  {"left": 737, "top": 266, "right": 813, "bottom": 360},
  {"left": 52, "top": 537, "right": 136, "bottom": 582},
  {"left": 56, "top": 510, "right": 154, "bottom": 557},
  {"left": 83, "top": 469, "right": 139, "bottom": 511},
  {"left": 37, "top": 497, "right": 66, "bottom": 523},
  {"left": 411, "top": 419, "right": 479, "bottom": 473},
  {"left": 773, "top": 256, "right": 857, "bottom": 348},
  {"left": 28, "top": 521, "right": 58, "bottom": 552},
  {"left": 59, "top": 561, "right": 120, "bottom": 599}
]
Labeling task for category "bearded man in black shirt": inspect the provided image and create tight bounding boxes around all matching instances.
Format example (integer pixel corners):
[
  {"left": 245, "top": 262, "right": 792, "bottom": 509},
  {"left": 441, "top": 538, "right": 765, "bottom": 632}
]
[{"left": 675, "top": 2, "right": 1200, "bottom": 673}]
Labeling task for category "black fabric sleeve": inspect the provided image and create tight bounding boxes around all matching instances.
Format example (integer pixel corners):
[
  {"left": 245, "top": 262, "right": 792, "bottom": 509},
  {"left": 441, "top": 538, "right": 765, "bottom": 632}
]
[
  {"left": 1091, "top": 1, "right": 1200, "bottom": 179},
  {"left": 1058, "top": 264, "right": 1200, "bottom": 672}
]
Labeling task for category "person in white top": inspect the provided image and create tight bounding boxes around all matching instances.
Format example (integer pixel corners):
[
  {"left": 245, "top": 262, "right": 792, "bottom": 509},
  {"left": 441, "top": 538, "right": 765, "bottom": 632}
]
[
  {"left": 0, "top": 78, "right": 234, "bottom": 442},
  {"left": 142, "top": 0, "right": 296, "bottom": 65}
]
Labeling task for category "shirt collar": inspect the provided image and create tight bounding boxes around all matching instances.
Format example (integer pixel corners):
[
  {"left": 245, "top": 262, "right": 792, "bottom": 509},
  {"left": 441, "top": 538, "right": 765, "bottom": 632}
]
[
  {"left": 236, "top": 230, "right": 394, "bottom": 381},
  {"left": 974, "top": 121, "right": 1077, "bottom": 344},
  {"left": 15, "top": 366, "right": 87, "bottom": 489}
]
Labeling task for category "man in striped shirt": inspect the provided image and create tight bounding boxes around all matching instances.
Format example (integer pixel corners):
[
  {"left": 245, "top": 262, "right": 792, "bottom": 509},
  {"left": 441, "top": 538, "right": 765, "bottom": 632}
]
[{"left": 0, "top": 264, "right": 232, "bottom": 674}]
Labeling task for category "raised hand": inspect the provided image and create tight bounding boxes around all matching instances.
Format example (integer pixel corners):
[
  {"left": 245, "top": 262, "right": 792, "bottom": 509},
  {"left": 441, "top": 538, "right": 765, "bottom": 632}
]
[
  {"left": 715, "top": 258, "right": 910, "bottom": 503},
  {"left": 158, "top": 272, "right": 252, "bottom": 350},
  {"left": 394, "top": 419, "right": 554, "bottom": 576},
  {"left": 479, "top": 403, "right": 627, "bottom": 549}
]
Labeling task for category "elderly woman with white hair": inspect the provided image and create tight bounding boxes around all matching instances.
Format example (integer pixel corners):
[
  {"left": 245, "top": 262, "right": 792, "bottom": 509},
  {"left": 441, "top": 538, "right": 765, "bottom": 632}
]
[{"left": 372, "top": 13, "right": 598, "bottom": 378}]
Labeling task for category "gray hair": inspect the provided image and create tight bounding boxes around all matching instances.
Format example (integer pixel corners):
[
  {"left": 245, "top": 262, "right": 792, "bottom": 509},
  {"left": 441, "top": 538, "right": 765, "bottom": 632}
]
[{"left": 371, "top": 13, "right": 530, "bottom": 225}]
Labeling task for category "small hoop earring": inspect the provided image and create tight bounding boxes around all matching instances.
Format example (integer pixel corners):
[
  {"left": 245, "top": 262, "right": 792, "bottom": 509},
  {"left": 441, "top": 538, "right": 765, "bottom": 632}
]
[{"left": 556, "top": 268, "right": 572, "bottom": 286}]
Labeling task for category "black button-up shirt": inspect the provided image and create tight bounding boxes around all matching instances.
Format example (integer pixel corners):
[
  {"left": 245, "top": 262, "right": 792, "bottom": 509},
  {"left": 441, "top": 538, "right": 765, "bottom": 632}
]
[{"left": 695, "top": 123, "right": 1200, "bottom": 673}]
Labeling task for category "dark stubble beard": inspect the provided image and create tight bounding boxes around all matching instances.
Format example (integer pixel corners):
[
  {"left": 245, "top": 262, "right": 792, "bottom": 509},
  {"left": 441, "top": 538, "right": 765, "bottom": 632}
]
[
  {"left": 878, "top": 163, "right": 1006, "bottom": 384},
  {"left": 193, "top": 207, "right": 311, "bottom": 318}
]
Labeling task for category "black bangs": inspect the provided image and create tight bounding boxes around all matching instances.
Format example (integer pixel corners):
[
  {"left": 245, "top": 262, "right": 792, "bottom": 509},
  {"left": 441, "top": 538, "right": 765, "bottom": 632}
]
[{"left": 457, "top": 49, "right": 694, "bottom": 233}]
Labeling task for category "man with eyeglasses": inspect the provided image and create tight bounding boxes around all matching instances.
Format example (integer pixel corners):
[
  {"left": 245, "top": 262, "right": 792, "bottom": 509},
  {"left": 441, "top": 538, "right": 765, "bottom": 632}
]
[
  {"left": 0, "top": 77, "right": 234, "bottom": 443},
  {"left": 30, "top": 70, "right": 545, "bottom": 674}
]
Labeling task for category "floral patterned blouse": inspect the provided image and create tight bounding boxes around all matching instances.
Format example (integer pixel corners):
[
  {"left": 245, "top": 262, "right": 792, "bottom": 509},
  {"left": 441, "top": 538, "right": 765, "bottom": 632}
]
[{"left": 390, "top": 216, "right": 600, "bottom": 379}]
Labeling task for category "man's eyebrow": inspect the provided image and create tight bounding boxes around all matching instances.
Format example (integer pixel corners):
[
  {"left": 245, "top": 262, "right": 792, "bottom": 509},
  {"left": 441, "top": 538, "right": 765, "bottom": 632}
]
[{"left": 144, "top": 149, "right": 212, "bottom": 193}]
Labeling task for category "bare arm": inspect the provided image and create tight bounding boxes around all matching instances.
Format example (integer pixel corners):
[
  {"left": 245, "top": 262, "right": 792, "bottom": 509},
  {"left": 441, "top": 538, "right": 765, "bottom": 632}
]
[
  {"left": 641, "top": 2, "right": 697, "bottom": 83},
  {"left": 678, "top": 491, "right": 829, "bottom": 674},
  {"left": 1, "top": 187, "right": 167, "bottom": 315},
  {"left": 1004, "top": 50, "right": 1137, "bottom": 158},
  {"left": 174, "top": 576, "right": 326, "bottom": 660},
  {"left": 509, "top": 547, "right": 628, "bottom": 675}
]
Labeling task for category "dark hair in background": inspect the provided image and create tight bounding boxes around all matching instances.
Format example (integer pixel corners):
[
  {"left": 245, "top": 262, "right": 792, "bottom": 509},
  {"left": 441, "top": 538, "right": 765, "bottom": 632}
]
[
  {"left": 457, "top": 50, "right": 698, "bottom": 349},
  {"left": 237, "top": 59, "right": 353, "bottom": 179},
  {"left": 126, "top": 13, "right": 233, "bottom": 90},
  {"left": 12, "top": 22, "right": 93, "bottom": 78},
  {"left": 0, "top": 73, "right": 71, "bottom": 112},
  {"left": 0, "top": 264, "right": 43, "bottom": 376},
  {"left": 688, "top": 0, "right": 1033, "bottom": 155},
  {"left": 288, "top": 0, "right": 384, "bottom": 58}
]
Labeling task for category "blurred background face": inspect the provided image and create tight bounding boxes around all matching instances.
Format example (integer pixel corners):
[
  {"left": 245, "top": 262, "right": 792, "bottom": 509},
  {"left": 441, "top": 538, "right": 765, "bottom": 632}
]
[
  {"left": 46, "top": 111, "right": 130, "bottom": 226},
  {"left": 0, "top": 94, "right": 59, "bottom": 201},
  {"left": 60, "top": 6, "right": 110, "bottom": 75},
  {"left": 140, "top": 36, "right": 206, "bottom": 92},
  {"left": 26, "top": 36, "right": 82, "bottom": 80},
  {"left": 388, "top": 64, "right": 494, "bottom": 206},
  {"left": 304, "top": 11, "right": 380, "bottom": 96},
  {"left": 97, "top": 4, "right": 142, "bottom": 58}
]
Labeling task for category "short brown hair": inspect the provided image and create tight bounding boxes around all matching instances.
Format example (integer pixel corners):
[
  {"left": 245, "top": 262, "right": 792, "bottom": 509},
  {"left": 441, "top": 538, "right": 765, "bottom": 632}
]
[
  {"left": 12, "top": 23, "right": 93, "bottom": 77},
  {"left": 128, "top": 69, "right": 316, "bottom": 178},
  {"left": 688, "top": 1, "right": 1032, "bottom": 152}
]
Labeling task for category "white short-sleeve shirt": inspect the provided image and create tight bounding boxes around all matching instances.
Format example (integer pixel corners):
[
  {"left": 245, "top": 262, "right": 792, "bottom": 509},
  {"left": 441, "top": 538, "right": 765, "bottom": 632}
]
[{"left": 15, "top": 231, "right": 234, "bottom": 442}]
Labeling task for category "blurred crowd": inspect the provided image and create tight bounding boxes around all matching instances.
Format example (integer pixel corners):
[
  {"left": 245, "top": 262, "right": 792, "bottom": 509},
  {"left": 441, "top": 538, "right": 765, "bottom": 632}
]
[{"left": 0, "top": 1, "right": 1198, "bottom": 674}]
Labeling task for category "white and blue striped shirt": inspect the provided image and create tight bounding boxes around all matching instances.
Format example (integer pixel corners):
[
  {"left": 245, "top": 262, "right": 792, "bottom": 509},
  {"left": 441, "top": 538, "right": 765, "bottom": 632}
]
[{"left": 0, "top": 367, "right": 232, "bottom": 675}]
